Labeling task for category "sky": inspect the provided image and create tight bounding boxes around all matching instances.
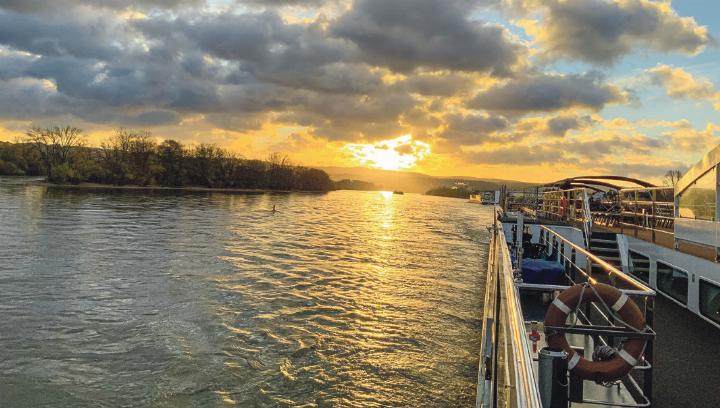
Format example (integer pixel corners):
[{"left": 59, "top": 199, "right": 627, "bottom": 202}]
[{"left": 0, "top": 0, "right": 718, "bottom": 183}]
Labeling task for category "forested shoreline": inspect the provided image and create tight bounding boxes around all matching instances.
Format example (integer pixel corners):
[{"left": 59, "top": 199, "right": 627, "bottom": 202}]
[
  {"left": 0, "top": 126, "right": 332, "bottom": 191},
  {"left": 425, "top": 185, "right": 472, "bottom": 199}
]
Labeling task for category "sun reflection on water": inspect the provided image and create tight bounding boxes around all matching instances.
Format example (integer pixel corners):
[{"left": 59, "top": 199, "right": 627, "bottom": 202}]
[{"left": 0, "top": 182, "right": 491, "bottom": 407}]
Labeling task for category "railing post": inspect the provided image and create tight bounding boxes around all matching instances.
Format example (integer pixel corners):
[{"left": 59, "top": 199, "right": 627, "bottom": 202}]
[
  {"left": 651, "top": 191, "right": 656, "bottom": 243},
  {"left": 560, "top": 241, "right": 565, "bottom": 267},
  {"left": 644, "top": 296, "right": 654, "bottom": 404},
  {"left": 538, "top": 348, "right": 569, "bottom": 408},
  {"left": 620, "top": 193, "right": 624, "bottom": 235},
  {"left": 634, "top": 191, "right": 639, "bottom": 238}
]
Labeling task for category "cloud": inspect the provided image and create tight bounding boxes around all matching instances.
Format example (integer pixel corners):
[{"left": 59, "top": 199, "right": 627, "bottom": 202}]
[
  {"left": 397, "top": 73, "right": 475, "bottom": 96},
  {"left": 546, "top": 113, "right": 595, "bottom": 137},
  {"left": 0, "top": 8, "right": 130, "bottom": 60},
  {"left": 463, "top": 144, "right": 564, "bottom": 165},
  {"left": 0, "top": 0, "right": 203, "bottom": 13},
  {"left": 662, "top": 123, "right": 720, "bottom": 152},
  {"left": 332, "top": 0, "right": 524, "bottom": 74},
  {"left": 468, "top": 72, "right": 625, "bottom": 113},
  {"left": 0, "top": 0, "right": 714, "bottom": 180},
  {"left": 518, "top": 0, "right": 711, "bottom": 64},
  {"left": 595, "top": 160, "right": 687, "bottom": 179},
  {"left": 441, "top": 113, "right": 508, "bottom": 145},
  {"left": 0, "top": 77, "right": 70, "bottom": 120},
  {"left": 647, "top": 64, "right": 720, "bottom": 110},
  {"left": 241, "top": 0, "right": 332, "bottom": 6}
]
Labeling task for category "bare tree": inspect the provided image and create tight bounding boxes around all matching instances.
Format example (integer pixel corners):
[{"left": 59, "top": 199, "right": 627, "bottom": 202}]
[
  {"left": 267, "top": 152, "right": 294, "bottom": 189},
  {"left": 663, "top": 169, "right": 683, "bottom": 187},
  {"left": 24, "top": 126, "right": 84, "bottom": 178}
]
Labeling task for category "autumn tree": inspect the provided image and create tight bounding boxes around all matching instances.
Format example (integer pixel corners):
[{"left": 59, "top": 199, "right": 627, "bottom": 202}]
[
  {"left": 24, "top": 126, "right": 84, "bottom": 180},
  {"left": 157, "top": 139, "right": 186, "bottom": 186},
  {"left": 190, "top": 143, "right": 227, "bottom": 187},
  {"left": 101, "top": 129, "right": 158, "bottom": 185}
]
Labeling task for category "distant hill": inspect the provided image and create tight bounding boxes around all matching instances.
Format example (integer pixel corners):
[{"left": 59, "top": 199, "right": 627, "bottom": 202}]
[{"left": 321, "top": 166, "right": 536, "bottom": 193}]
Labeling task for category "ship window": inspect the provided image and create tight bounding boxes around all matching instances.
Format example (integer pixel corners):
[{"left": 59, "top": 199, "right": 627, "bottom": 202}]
[
  {"left": 656, "top": 262, "right": 688, "bottom": 305},
  {"left": 699, "top": 280, "right": 720, "bottom": 325},
  {"left": 678, "top": 167, "right": 717, "bottom": 221},
  {"left": 628, "top": 250, "right": 650, "bottom": 283}
]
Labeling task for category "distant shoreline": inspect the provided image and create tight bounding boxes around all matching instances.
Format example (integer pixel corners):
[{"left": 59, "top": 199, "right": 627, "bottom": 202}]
[{"left": 30, "top": 181, "right": 322, "bottom": 194}]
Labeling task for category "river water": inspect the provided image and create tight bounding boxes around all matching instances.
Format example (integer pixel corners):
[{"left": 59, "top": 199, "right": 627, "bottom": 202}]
[{"left": 0, "top": 178, "right": 492, "bottom": 407}]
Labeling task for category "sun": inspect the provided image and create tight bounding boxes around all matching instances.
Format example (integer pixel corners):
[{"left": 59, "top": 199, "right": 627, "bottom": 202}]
[{"left": 344, "top": 135, "right": 430, "bottom": 171}]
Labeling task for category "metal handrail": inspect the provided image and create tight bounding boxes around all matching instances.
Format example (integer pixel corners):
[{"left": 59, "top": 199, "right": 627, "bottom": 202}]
[
  {"left": 540, "top": 225, "right": 655, "bottom": 294},
  {"left": 497, "top": 224, "right": 543, "bottom": 407},
  {"left": 581, "top": 188, "right": 593, "bottom": 248},
  {"left": 479, "top": 210, "right": 543, "bottom": 407}
]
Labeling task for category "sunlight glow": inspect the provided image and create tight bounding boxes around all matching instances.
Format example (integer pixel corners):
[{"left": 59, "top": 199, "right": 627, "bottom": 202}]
[{"left": 344, "top": 135, "right": 431, "bottom": 170}]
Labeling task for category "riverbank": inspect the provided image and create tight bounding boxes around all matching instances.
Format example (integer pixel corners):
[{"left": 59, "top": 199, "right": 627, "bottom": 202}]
[
  {"left": 425, "top": 186, "right": 471, "bottom": 199},
  {"left": 30, "top": 181, "right": 326, "bottom": 194}
]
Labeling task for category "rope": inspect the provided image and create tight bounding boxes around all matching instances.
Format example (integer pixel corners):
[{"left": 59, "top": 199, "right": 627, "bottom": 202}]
[
  {"left": 567, "top": 282, "right": 588, "bottom": 330},
  {"left": 586, "top": 283, "right": 646, "bottom": 334}
]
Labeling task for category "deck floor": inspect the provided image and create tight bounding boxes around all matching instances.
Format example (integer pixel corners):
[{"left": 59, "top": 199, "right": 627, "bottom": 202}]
[{"left": 521, "top": 290, "right": 642, "bottom": 407}]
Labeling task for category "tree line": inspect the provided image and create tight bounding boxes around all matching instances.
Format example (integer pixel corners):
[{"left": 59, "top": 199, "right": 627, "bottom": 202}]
[
  {"left": 425, "top": 185, "right": 472, "bottom": 198},
  {"left": 0, "top": 126, "right": 332, "bottom": 191}
]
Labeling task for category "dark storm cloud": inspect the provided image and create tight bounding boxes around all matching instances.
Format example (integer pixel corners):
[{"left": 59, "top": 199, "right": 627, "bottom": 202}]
[
  {"left": 332, "top": 0, "right": 523, "bottom": 74},
  {"left": 74, "top": 108, "right": 182, "bottom": 127},
  {"left": 464, "top": 144, "right": 564, "bottom": 165},
  {"left": 0, "top": 0, "right": 203, "bottom": 13},
  {"left": 298, "top": 92, "right": 417, "bottom": 140},
  {"left": 0, "top": 9, "right": 127, "bottom": 60},
  {"left": 134, "top": 11, "right": 378, "bottom": 96},
  {"left": 240, "top": 0, "right": 330, "bottom": 5},
  {"left": 469, "top": 72, "right": 624, "bottom": 113},
  {"left": 397, "top": 74, "right": 474, "bottom": 96},
  {"left": 0, "top": 76, "right": 181, "bottom": 127},
  {"left": 0, "top": 0, "right": 691, "bottom": 153},
  {"left": 529, "top": 0, "right": 711, "bottom": 64},
  {"left": 546, "top": 114, "right": 594, "bottom": 137},
  {"left": 441, "top": 113, "right": 508, "bottom": 145},
  {"left": 0, "top": 78, "right": 71, "bottom": 120}
]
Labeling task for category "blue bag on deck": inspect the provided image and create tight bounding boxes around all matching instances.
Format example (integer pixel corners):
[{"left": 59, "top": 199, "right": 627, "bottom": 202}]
[{"left": 521, "top": 259, "right": 565, "bottom": 285}]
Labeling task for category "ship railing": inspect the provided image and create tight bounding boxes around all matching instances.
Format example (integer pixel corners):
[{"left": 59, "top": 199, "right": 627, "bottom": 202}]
[
  {"left": 477, "top": 213, "right": 543, "bottom": 408},
  {"left": 617, "top": 187, "right": 675, "bottom": 243},
  {"left": 533, "top": 226, "right": 656, "bottom": 407},
  {"left": 539, "top": 188, "right": 594, "bottom": 248},
  {"left": 504, "top": 187, "right": 542, "bottom": 213}
]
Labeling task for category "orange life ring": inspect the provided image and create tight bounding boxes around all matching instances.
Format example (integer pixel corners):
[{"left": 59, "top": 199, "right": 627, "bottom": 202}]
[{"left": 544, "top": 283, "right": 646, "bottom": 382}]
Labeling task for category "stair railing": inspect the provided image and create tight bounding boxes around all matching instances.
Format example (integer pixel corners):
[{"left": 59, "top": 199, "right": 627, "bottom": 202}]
[{"left": 581, "top": 189, "right": 593, "bottom": 249}]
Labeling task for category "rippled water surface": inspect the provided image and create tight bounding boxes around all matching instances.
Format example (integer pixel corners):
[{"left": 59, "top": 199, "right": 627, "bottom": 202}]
[{"left": 0, "top": 178, "right": 492, "bottom": 407}]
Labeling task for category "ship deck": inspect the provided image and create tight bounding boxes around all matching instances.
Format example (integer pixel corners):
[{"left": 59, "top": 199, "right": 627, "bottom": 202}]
[
  {"left": 593, "top": 224, "right": 717, "bottom": 263},
  {"left": 520, "top": 291, "right": 644, "bottom": 407}
]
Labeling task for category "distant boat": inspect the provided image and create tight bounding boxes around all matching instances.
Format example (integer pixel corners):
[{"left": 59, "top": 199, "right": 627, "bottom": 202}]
[
  {"left": 393, "top": 190, "right": 404, "bottom": 195},
  {"left": 469, "top": 191, "right": 499, "bottom": 205}
]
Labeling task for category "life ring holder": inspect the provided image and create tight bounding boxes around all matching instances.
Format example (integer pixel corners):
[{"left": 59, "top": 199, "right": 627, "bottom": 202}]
[{"left": 544, "top": 283, "right": 647, "bottom": 383}]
